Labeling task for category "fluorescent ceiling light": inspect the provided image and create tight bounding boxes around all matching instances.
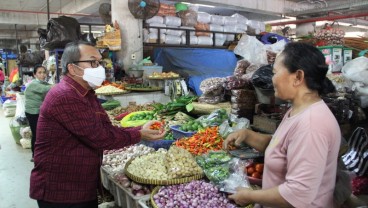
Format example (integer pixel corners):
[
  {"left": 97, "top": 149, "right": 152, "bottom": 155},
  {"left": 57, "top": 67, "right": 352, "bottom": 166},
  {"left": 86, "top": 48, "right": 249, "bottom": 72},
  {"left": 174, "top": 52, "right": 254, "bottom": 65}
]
[
  {"left": 264, "top": 16, "right": 296, "bottom": 24},
  {"left": 181, "top": 2, "right": 215, "bottom": 8},
  {"left": 345, "top": 32, "right": 365, "bottom": 37},
  {"left": 82, "top": 31, "right": 102, "bottom": 34}
]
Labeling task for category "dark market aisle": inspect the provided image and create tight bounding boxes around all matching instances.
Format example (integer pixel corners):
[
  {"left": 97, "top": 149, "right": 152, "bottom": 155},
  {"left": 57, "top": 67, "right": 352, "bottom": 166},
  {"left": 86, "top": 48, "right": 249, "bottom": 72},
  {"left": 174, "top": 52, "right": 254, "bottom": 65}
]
[{"left": 0, "top": 109, "right": 38, "bottom": 208}]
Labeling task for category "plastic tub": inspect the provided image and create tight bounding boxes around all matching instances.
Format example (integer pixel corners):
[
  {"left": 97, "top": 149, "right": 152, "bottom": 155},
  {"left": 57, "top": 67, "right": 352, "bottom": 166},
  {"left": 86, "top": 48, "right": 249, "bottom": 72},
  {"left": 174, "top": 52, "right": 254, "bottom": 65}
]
[{"left": 170, "top": 125, "right": 196, "bottom": 140}]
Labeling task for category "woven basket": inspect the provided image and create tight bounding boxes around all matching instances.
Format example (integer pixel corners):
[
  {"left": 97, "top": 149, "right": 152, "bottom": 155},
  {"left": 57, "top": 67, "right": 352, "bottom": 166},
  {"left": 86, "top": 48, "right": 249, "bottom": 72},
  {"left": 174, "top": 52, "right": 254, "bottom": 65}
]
[
  {"left": 150, "top": 186, "right": 255, "bottom": 208},
  {"left": 192, "top": 102, "right": 231, "bottom": 115},
  {"left": 124, "top": 158, "right": 204, "bottom": 185}
]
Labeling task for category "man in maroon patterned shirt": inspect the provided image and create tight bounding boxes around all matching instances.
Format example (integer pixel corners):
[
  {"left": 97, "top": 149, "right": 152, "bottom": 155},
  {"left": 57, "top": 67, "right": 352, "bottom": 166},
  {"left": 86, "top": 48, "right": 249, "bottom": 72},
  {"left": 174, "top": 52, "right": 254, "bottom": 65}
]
[{"left": 30, "top": 41, "right": 165, "bottom": 208}]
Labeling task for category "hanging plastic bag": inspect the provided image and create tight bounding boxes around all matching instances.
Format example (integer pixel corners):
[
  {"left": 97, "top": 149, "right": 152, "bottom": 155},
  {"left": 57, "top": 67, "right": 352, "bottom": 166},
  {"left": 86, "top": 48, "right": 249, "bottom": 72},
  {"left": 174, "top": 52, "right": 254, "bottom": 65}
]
[
  {"left": 342, "top": 57, "right": 368, "bottom": 85},
  {"left": 234, "top": 35, "right": 268, "bottom": 65},
  {"left": 15, "top": 93, "right": 27, "bottom": 125},
  {"left": 251, "top": 64, "right": 274, "bottom": 90},
  {"left": 43, "top": 16, "right": 81, "bottom": 50}
]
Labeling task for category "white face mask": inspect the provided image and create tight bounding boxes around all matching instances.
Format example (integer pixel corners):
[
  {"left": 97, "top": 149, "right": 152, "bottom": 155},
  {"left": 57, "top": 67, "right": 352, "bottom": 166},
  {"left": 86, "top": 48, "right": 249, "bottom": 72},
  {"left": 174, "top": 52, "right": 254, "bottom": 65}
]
[{"left": 75, "top": 65, "right": 106, "bottom": 89}]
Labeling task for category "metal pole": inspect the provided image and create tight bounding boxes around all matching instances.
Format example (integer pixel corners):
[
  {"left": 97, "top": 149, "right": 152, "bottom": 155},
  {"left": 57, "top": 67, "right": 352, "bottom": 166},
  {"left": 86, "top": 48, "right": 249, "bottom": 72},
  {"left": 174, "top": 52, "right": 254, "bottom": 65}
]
[
  {"left": 15, "top": 24, "right": 19, "bottom": 55},
  {"left": 47, "top": 0, "right": 50, "bottom": 20}
]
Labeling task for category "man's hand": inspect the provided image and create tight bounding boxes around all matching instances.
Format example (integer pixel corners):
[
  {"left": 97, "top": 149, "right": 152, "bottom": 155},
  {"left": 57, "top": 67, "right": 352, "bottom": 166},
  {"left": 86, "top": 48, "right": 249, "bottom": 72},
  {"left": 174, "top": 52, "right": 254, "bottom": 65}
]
[{"left": 140, "top": 120, "right": 166, "bottom": 141}]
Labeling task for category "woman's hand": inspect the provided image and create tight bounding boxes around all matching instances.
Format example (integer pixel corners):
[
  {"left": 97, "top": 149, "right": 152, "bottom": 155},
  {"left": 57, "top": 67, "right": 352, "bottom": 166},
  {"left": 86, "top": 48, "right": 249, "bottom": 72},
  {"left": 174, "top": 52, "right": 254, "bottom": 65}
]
[
  {"left": 139, "top": 120, "right": 166, "bottom": 141},
  {"left": 223, "top": 129, "right": 250, "bottom": 150},
  {"left": 228, "top": 187, "right": 253, "bottom": 206}
]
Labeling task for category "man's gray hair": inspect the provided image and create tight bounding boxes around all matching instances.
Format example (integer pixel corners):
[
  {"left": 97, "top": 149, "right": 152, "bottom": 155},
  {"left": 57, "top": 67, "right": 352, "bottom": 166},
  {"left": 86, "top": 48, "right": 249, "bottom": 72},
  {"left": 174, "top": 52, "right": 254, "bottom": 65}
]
[{"left": 61, "top": 41, "right": 94, "bottom": 75}]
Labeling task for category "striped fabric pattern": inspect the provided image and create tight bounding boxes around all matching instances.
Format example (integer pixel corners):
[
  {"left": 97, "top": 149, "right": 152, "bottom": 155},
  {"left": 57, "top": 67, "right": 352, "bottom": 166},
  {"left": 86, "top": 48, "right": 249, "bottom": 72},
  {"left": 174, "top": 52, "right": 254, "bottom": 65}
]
[{"left": 342, "top": 127, "right": 368, "bottom": 176}]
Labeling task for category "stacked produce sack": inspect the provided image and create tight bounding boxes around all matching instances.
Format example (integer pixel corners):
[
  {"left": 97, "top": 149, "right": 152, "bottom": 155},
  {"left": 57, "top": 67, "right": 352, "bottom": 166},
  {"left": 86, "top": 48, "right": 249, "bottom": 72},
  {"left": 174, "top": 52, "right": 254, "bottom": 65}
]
[
  {"left": 198, "top": 77, "right": 225, "bottom": 104},
  {"left": 229, "top": 60, "right": 258, "bottom": 120}
]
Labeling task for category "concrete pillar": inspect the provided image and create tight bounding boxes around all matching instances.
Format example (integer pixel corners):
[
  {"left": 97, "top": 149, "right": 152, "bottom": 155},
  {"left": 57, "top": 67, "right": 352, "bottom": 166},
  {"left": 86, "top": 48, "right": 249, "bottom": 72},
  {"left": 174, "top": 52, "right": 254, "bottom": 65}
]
[{"left": 111, "top": 0, "right": 143, "bottom": 70}]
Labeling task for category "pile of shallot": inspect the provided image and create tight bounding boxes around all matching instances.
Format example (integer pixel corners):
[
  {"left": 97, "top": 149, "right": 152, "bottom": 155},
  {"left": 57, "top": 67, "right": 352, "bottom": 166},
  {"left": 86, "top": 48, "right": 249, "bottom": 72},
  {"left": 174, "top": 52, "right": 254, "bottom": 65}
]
[{"left": 153, "top": 180, "right": 237, "bottom": 208}]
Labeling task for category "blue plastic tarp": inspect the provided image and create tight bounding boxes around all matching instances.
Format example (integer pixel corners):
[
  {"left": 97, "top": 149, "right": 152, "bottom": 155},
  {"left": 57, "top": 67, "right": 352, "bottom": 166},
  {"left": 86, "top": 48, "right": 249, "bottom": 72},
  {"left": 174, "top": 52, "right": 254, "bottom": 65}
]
[{"left": 153, "top": 48, "right": 237, "bottom": 95}]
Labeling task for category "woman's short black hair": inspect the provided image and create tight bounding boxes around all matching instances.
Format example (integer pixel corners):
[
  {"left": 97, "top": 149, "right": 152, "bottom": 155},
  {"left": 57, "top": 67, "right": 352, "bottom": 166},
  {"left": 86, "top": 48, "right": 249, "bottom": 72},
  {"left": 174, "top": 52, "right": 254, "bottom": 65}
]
[
  {"left": 280, "top": 42, "right": 335, "bottom": 95},
  {"left": 33, "top": 64, "right": 46, "bottom": 75}
]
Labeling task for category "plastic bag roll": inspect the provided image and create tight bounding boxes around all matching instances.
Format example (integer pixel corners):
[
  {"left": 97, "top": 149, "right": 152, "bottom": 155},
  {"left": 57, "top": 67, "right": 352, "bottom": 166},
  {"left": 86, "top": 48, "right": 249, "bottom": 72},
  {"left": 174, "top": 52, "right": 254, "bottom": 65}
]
[
  {"left": 210, "top": 33, "right": 225, "bottom": 39},
  {"left": 210, "top": 15, "right": 225, "bottom": 25},
  {"left": 227, "top": 34, "right": 235, "bottom": 41},
  {"left": 209, "top": 24, "right": 223, "bottom": 32},
  {"left": 181, "top": 35, "right": 198, "bottom": 45},
  {"left": 164, "top": 16, "right": 182, "bottom": 27},
  {"left": 146, "top": 16, "right": 164, "bottom": 24},
  {"left": 180, "top": 26, "right": 195, "bottom": 36},
  {"left": 224, "top": 25, "right": 237, "bottom": 33},
  {"left": 224, "top": 16, "right": 237, "bottom": 25},
  {"left": 231, "top": 13, "right": 248, "bottom": 23},
  {"left": 165, "top": 35, "right": 182, "bottom": 44},
  {"left": 166, "top": 27, "right": 183, "bottom": 36},
  {"left": 197, "top": 12, "right": 211, "bottom": 23},
  {"left": 215, "top": 38, "right": 225, "bottom": 46},
  {"left": 197, "top": 36, "right": 213, "bottom": 45},
  {"left": 148, "top": 23, "right": 167, "bottom": 34}
]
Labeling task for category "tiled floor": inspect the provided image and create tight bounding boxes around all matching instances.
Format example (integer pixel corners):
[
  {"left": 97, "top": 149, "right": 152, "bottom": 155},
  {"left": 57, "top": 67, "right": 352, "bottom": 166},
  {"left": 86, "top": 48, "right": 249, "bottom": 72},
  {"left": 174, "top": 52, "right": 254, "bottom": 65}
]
[{"left": 0, "top": 109, "right": 38, "bottom": 208}]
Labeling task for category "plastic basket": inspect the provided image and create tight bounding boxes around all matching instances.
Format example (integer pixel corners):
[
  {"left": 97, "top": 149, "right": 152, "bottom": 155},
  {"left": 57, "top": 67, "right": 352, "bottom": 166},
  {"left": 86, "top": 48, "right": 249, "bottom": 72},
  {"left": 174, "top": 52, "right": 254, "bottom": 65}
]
[
  {"left": 100, "top": 167, "right": 111, "bottom": 190},
  {"left": 0, "top": 96, "right": 11, "bottom": 104},
  {"left": 138, "top": 197, "right": 152, "bottom": 208},
  {"left": 170, "top": 125, "right": 196, "bottom": 140},
  {"left": 139, "top": 139, "right": 175, "bottom": 150},
  {"left": 110, "top": 176, "right": 150, "bottom": 208}
]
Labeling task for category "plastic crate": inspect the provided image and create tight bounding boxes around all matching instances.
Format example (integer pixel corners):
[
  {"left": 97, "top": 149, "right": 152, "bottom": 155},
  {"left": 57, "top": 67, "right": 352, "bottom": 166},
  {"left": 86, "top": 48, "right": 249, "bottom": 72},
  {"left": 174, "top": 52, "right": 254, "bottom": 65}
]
[
  {"left": 112, "top": 179, "right": 150, "bottom": 208},
  {"left": 100, "top": 167, "right": 111, "bottom": 190},
  {"left": 138, "top": 197, "right": 152, "bottom": 208},
  {"left": 0, "top": 96, "right": 11, "bottom": 104},
  {"left": 170, "top": 125, "right": 196, "bottom": 140}
]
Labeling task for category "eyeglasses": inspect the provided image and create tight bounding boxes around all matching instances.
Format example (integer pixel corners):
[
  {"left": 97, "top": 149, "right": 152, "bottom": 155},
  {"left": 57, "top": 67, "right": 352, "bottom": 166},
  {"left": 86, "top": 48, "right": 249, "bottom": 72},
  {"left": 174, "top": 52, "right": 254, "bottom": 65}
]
[{"left": 71, "top": 60, "right": 106, "bottom": 68}]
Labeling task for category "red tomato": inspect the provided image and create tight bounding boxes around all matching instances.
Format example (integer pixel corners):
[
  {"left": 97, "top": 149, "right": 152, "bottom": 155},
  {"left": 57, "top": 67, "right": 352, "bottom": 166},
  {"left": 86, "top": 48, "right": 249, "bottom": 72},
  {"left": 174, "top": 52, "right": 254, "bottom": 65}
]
[
  {"left": 255, "top": 164, "right": 264, "bottom": 174},
  {"left": 247, "top": 167, "right": 255, "bottom": 176},
  {"left": 251, "top": 172, "right": 261, "bottom": 179}
]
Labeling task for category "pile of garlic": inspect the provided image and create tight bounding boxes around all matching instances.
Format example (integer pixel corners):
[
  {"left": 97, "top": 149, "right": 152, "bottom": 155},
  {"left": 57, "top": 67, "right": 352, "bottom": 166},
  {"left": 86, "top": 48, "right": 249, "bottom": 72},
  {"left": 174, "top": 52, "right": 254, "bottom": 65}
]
[
  {"left": 102, "top": 144, "right": 154, "bottom": 174},
  {"left": 127, "top": 149, "right": 168, "bottom": 180}
]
